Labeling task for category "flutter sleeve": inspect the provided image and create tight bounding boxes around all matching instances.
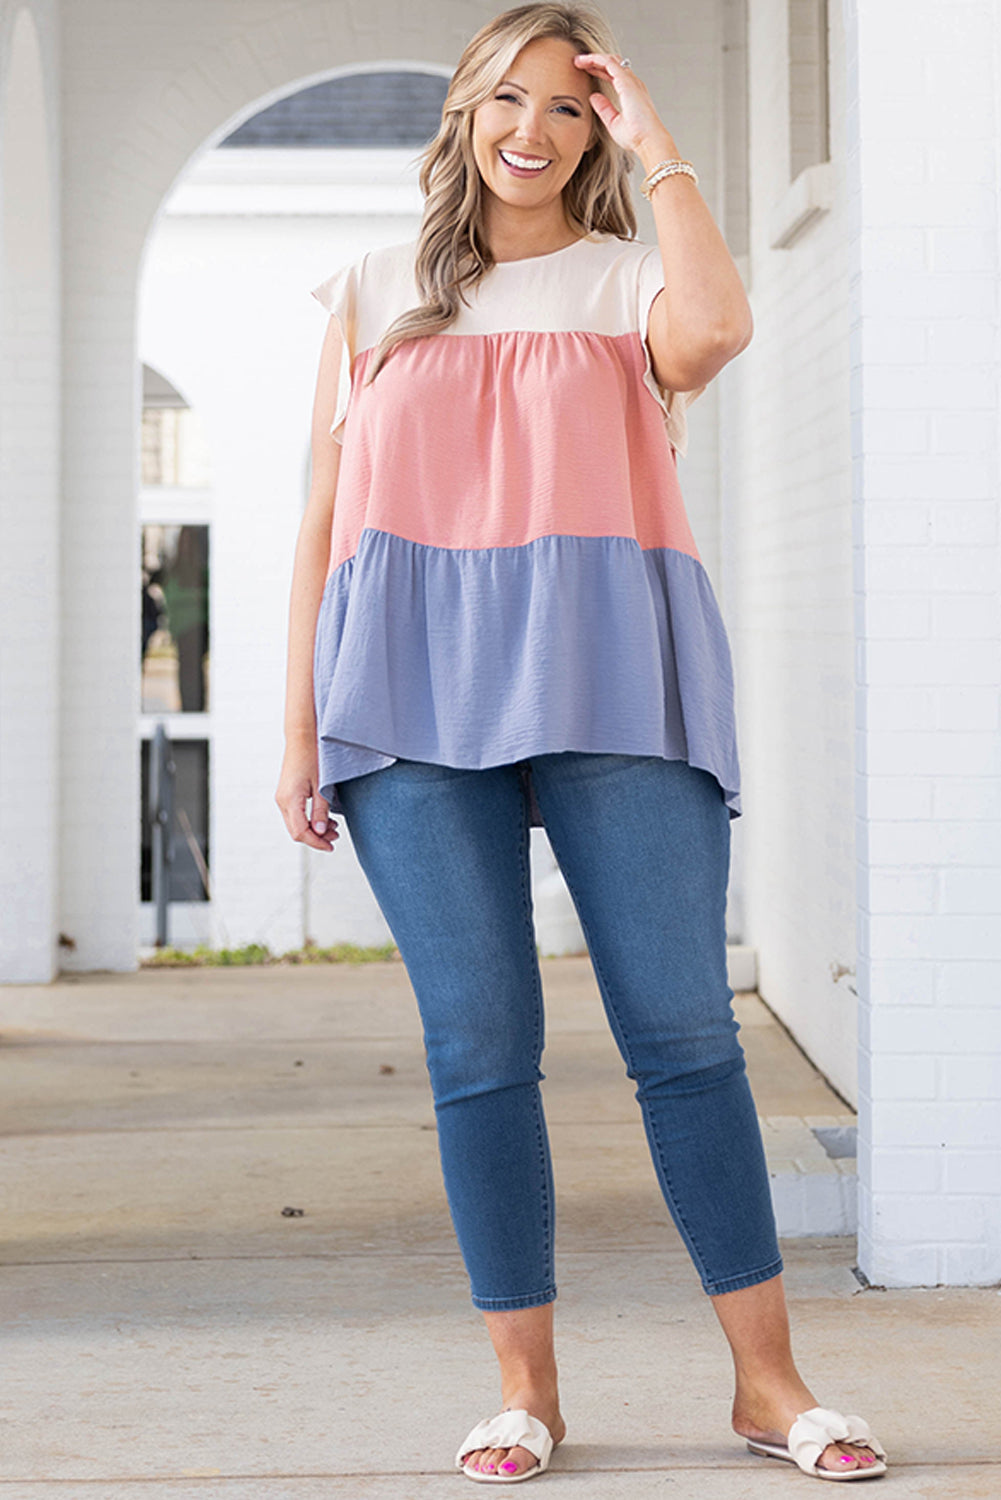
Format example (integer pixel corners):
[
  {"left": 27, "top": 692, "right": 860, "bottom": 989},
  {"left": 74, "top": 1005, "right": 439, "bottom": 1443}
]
[
  {"left": 635, "top": 245, "right": 708, "bottom": 460},
  {"left": 310, "top": 258, "right": 361, "bottom": 444}
]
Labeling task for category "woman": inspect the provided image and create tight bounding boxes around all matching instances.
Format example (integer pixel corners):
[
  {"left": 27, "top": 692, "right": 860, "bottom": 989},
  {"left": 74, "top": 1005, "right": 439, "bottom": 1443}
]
[{"left": 276, "top": 3, "right": 886, "bottom": 1485}]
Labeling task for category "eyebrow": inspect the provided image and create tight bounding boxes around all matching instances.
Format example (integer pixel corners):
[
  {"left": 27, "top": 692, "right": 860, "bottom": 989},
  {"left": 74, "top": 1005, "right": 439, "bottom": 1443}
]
[{"left": 497, "top": 79, "right": 587, "bottom": 105}]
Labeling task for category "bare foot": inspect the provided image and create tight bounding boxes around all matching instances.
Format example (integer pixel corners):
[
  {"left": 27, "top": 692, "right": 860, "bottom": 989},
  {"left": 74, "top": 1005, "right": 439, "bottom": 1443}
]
[{"left": 460, "top": 1387, "right": 566, "bottom": 1479}]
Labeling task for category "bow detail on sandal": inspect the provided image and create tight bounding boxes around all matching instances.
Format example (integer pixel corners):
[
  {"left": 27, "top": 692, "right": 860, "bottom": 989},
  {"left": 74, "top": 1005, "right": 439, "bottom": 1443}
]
[
  {"left": 746, "top": 1406, "right": 888, "bottom": 1481},
  {"left": 456, "top": 1409, "right": 555, "bottom": 1483}
]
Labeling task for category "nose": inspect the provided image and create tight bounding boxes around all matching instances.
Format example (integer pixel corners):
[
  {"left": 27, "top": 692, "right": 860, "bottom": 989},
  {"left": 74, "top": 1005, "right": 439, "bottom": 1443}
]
[{"left": 513, "top": 102, "right": 547, "bottom": 146}]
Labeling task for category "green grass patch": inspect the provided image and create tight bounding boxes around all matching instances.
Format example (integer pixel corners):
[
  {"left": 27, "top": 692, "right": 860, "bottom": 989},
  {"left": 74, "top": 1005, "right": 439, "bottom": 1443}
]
[{"left": 141, "top": 939, "right": 400, "bottom": 968}]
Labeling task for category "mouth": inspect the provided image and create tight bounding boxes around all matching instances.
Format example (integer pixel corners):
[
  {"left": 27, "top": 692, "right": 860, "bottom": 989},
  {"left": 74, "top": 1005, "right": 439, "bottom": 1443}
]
[{"left": 498, "top": 148, "right": 552, "bottom": 177}]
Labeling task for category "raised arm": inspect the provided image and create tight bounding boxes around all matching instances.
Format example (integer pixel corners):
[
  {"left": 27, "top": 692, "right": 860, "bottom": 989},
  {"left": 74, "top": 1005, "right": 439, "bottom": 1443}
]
[{"left": 575, "top": 52, "right": 753, "bottom": 393}]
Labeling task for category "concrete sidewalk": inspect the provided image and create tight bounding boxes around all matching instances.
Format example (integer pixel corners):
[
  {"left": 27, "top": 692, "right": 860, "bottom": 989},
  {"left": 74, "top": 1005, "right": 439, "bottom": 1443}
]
[{"left": 1, "top": 959, "right": 997, "bottom": 1498}]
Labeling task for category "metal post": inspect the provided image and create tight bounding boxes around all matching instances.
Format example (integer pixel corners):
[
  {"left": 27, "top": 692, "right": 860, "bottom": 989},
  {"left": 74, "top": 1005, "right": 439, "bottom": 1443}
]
[{"left": 150, "top": 720, "right": 176, "bottom": 947}]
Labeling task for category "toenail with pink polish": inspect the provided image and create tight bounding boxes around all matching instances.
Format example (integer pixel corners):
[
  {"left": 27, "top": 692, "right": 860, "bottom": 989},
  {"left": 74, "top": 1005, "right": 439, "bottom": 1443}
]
[
  {"left": 839, "top": 1455, "right": 854, "bottom": 1463},
  {"left": 501, "top": 1461, "right": 518, "bottom": 1473}
]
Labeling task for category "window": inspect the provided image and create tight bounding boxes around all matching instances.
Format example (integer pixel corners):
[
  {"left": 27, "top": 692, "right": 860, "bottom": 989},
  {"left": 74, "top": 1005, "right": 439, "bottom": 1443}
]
[
  {"left": 219, "top": 69, "right": 449, "bottom": 149},
  {"left": 138, "top": 365, "right": 213, "bottom": 914},
  {"left": 789, "top": 0, "right": 830, "bottom": 181},
  {"left": 722, "top": 0, "right": 749, "bottom": 262},
  {"left": 141, "top": 523, "right": 210, "bottom": 714},
  {"left": 141, "top": 365, "right": 212, "bottom": 488},
  {"left": 140, "top": 737, "right": 210, "bottom": 903}
]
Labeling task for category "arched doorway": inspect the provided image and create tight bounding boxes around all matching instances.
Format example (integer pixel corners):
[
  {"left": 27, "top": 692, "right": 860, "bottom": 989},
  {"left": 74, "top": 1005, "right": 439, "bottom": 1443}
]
[{"left": 137, "top": 65, "right": 449, "bottom": 953}]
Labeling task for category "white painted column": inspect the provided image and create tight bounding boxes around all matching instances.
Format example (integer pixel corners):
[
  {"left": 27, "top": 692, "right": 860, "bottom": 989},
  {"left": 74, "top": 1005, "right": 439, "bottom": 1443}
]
[
  {"left": 0, "top": 2, "right": 61, "bottom": 982},
  {"left": 846, "top": 0, "right": 1001, "bottom": 1284}
]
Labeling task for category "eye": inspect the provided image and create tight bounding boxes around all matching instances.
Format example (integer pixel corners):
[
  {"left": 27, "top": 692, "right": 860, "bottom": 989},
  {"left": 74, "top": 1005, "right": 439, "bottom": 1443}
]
[
  {"left": 495, "top": 92, "right": 520, "bottom": 103},
  {"left": 555, "top": 104, "right": 582, "bottom": 116}
]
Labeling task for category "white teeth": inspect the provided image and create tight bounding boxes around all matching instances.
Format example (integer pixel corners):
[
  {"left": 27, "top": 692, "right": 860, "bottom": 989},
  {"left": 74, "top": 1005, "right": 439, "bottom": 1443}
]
[{"left": 500, "top": 150, "right": 550, "bottom": 170}]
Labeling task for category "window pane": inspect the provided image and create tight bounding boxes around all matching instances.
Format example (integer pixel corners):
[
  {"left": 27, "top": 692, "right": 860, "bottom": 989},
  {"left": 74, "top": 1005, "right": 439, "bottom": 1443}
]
[
  {"left": 141, "top": 405, "right": 212, "bottom": 487},
  {"left": 140, "top": 737, "right": 210, "bottom": 903},
  {"left": 141, "top": 523, "right": 210, "bottom": 713}
]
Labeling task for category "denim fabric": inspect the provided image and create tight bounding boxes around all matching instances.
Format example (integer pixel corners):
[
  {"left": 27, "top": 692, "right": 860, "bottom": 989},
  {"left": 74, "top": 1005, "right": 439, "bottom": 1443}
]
[{"left": 337, "top": 752, "right": 782, "bottom": 1309}]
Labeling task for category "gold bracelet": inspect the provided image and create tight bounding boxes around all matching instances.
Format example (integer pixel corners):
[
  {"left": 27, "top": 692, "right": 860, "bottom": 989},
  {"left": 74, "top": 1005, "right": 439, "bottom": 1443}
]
[{"left": 640, "top": 159, "right": 698, "bottom": 199}]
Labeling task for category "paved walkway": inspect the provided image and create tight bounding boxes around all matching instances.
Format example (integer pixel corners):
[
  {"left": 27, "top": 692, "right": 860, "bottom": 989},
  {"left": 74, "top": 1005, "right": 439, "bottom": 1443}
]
[{"left": 1, "top": 959, "right": 997, "bottom": 1497}]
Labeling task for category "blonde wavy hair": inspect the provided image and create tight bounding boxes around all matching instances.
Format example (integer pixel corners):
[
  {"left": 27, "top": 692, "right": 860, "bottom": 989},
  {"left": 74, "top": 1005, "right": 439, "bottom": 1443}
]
[{"left": 364, "top": 2, "right": 635, "bottom": 382}]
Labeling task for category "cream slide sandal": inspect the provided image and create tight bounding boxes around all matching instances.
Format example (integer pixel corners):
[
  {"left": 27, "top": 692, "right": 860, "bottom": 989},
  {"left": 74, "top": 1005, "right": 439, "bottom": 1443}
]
[
  {"left": 746, "top": 1406, "right": 887, "bottom": 1481},
  {"left": 456, "top": 1409, "right": 555, "bottom": 1484}
]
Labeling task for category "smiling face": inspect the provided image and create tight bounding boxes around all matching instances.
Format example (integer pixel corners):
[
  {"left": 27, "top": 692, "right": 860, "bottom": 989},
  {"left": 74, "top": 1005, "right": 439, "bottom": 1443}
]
[{"left": 471, "top": 35, "right": 595, "bottom": 222}]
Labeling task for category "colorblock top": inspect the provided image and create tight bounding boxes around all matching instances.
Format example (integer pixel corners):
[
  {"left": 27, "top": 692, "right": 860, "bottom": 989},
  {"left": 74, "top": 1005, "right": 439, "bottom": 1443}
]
[{"left": 309, "top": 231, "right": 741, "bottom": 821}]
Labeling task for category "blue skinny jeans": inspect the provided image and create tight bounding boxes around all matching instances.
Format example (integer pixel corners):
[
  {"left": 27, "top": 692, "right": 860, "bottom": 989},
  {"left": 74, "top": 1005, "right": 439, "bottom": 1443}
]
[{"left": 337, "top": 752, "right": 783, "bottom": 1310}]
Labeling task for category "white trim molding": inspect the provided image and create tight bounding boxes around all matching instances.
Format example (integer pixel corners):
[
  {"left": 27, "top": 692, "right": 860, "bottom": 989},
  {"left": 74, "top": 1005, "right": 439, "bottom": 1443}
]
[
  {"left": 768, "top": 160, "right": 835, "bottom": 249},
  {"left": 164, "top": 147, "right": 423, "bottom": 217}
]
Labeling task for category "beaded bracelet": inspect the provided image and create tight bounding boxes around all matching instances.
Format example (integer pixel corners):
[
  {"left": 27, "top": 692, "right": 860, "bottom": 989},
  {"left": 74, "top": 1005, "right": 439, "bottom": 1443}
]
[{"left": 640, "top": 159, "right": 699, "bottom": 199}]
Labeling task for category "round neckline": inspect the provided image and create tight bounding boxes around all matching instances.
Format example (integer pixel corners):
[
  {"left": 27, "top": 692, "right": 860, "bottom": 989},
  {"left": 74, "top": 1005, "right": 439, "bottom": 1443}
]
[{"left": 491, "top": 231, "right": 600, "bottom": 266}]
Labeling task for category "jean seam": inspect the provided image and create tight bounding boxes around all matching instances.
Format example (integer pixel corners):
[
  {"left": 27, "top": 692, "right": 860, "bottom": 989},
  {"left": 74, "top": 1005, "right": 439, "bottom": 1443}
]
[
  {"left": 472, "top": 1286, "right": 558, "bottom": 1311},
  {"left": 516, "top": 785, "right": 555, "bottom": 1303},
  {"left": 703, "top": 1256, "right": 785, "bottom": 1298}
]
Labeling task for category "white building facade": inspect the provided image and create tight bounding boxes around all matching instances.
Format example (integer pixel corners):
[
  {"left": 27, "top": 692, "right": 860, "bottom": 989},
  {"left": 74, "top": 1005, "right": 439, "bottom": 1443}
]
[{"left": 0, "top": 0, "right": 998, "bottom": 1288}]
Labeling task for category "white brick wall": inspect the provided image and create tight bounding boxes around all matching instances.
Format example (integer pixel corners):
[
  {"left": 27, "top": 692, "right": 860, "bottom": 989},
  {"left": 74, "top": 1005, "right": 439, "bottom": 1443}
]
[
  {"left": 846, "top": 0, "right": 1001, "bottom": 1286},
  {"left": 0, "top": 0, "right": 61, "bottom": 983},
  {"left": 720, "top": 0, "right": 858, "bottom": 1102}
]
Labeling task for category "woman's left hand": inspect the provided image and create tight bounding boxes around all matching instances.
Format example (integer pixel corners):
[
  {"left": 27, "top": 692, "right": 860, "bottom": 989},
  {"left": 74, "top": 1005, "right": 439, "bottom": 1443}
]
[{"left": 573, "top": 53, "right": 671, "bottom": 157}]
